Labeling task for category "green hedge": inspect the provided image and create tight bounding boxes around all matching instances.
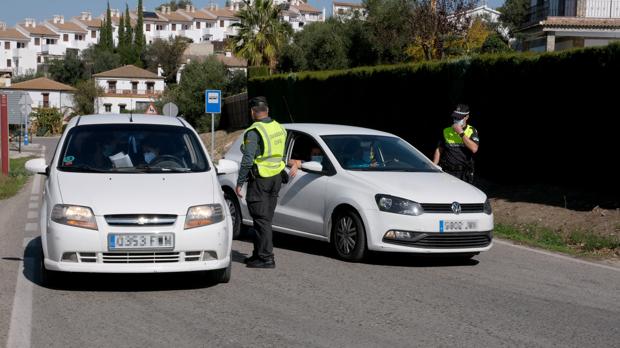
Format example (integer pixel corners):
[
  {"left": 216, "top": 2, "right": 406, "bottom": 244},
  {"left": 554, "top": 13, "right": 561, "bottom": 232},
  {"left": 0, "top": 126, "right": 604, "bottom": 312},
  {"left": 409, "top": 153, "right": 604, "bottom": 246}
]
[{"left": 249, "top": 44, "right": 620, "bottom": 194}]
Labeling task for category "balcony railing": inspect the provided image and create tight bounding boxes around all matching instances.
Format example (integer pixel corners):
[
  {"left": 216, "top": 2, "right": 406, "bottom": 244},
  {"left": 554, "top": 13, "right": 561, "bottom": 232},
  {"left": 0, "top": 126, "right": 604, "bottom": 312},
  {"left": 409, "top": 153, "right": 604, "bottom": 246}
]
[
  {"left": 103, "top": 88, "right": 162, "bottom": 97},
  {"left": 525, "top": 0, "right": 619, "bottom": 26},
  {"left": 586, "top": 0, "right": 620, "bottom": 17}
]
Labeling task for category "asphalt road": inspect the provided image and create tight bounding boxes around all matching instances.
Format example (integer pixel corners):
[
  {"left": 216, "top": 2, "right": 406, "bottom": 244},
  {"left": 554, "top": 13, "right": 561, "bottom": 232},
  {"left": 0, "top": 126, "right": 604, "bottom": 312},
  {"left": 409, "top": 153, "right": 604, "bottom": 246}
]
[{"left": 1, "top": 137, "right": 619, "bottom": 347}]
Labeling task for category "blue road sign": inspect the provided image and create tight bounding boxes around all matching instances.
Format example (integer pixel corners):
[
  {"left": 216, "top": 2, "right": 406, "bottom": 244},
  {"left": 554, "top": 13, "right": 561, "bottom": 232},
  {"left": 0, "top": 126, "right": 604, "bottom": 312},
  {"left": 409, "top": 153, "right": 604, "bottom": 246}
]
[{"left": 205, "top": 90, "right": 221, "bottom": 114}]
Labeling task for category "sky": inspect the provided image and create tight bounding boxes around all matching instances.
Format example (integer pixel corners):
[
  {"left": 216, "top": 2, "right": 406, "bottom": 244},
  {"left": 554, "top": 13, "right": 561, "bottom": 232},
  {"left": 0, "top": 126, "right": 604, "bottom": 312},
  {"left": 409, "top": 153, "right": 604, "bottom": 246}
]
[{"left": 0, "top": 0, "right": 506, "bottom": 27}]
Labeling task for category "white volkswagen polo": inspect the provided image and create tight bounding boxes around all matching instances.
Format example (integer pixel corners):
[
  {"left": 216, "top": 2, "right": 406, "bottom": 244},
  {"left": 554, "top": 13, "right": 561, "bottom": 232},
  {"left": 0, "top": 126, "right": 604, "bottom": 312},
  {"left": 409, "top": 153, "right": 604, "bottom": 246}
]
[
  {"left": 219, "top": 124, "right": 493, "bottom": 261},
  {"left": 26, "top": 115, "right": 238, "bottom": 285}
]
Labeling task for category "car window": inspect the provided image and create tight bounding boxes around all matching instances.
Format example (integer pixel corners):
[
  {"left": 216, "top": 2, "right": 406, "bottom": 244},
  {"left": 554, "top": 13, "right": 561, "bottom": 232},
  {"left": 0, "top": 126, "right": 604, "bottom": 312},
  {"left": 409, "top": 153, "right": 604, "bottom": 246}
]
[
  {"left": 289, "top": 132, "right": 334, "bottom": 173},
  {"left": 57, "top": 124, "right": 209, "bottom": 173},
  {"left": 321, "top": 135, "right": 439, "bottom": 172}
]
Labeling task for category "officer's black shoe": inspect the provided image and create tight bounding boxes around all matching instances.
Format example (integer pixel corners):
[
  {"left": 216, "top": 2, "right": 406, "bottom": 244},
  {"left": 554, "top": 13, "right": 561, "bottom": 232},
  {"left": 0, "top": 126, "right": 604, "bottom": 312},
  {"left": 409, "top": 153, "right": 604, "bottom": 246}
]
[
  {"left": 246, "top": 258, "right": 275, "bottom": 269},
  {"left": 243, "top": 255, "right": 259, "bottom": 264}
]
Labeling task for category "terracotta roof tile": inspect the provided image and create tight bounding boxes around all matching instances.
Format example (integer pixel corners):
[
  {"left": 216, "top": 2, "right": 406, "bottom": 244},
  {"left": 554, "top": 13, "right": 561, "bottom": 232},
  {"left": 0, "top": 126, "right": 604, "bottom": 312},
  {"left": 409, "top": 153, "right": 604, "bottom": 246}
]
[
  {"left": 0, "top": 28, "right": 29, "bottom": 41},
  {"left": 178, "top": 9, "right": 217, "bottom": 20},
  {"left": 93, "top": 65, "right": 164, "bottom": 79},
  {"left": 17, "top": 24, "right": 59, "bottom": 37},
  {"left": 542, "top": 16, "right": 620, "bottom": 28},
  {"left": 5, "top": 77, "right": 76, "bottom": 92},
  {"left": 333, "top": 1, "right": 364, "bottom": 8},
  {"left": 73, "top": 17, "right": 103, "bottom": 28},
  {"left": 46, "top": 21, "right": 88, "bottom": 33},
  {"left": 215, "top": 54, "right": 247, "bottom": 68},
  {"left": 294, "top": 2, "right": 322, "bottom": 13},
  {"left": 204, "top": 8, "right": 239, "bottom": 19},
  {"left": 157, "top": 10, "right": 193, "bottom": 22}
]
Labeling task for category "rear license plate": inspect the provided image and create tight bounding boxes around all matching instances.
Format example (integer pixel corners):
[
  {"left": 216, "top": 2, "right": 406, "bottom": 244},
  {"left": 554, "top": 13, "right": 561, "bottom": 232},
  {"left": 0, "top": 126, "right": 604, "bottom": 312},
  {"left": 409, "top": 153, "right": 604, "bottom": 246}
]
[
  {"left": 108, "top": 233, "right": 174, "bottom": 250},
  {"left": 439, "top": 220, "right": 478, "bottom": 233}
]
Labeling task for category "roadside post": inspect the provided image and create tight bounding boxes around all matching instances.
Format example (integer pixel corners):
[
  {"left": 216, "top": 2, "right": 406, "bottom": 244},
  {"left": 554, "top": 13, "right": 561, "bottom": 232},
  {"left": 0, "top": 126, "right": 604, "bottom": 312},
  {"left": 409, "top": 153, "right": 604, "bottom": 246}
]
[
  {"left": 205, "top": 90, "right": 221, "bottom": 161},
  {"left": 163, "top": 102, "right": 179, "bottom": 117},
  {"left": 1, "top": 93, "right": 9, "bottom": 176}
]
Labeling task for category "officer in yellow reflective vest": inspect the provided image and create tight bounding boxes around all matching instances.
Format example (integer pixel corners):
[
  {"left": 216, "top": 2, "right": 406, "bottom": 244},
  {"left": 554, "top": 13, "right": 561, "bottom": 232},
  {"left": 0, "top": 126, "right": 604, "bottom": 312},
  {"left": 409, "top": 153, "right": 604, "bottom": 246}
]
[
  {"left": 433, "top": 104, "right": 479, "bottom": 184},
  {"left": 235, "top": 96, "right": 287, "bottom": 269}
]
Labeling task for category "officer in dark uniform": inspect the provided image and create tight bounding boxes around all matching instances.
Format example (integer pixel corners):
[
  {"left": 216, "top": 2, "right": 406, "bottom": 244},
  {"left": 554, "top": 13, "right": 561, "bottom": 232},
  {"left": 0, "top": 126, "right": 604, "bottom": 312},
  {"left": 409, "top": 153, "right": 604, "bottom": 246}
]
[
  {"left": 235, "top": 96, "right": 287, "bottom": 269},
  {"left": 433, "top": 104, "right": 480, "bottom": 184}
]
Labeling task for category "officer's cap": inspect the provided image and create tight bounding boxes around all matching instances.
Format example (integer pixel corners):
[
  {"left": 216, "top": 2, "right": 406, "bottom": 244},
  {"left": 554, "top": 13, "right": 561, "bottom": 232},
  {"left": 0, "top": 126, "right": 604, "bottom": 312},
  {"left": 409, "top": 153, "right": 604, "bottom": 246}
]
[
  {"left": 451, "top": 104, "right": 470, "bottom": 119},
  {"left": 249, "top": 96, "right": 268, "bottom": 109}
]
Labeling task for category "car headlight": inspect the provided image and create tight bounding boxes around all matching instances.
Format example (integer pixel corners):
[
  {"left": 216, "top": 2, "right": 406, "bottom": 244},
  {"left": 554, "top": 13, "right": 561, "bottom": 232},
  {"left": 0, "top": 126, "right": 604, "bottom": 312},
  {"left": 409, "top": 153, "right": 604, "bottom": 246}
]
[
  {"left": 51, "top": 205, "right": 98, "bottom": 230},
  {"left": 483, "top": 199, "right": 492, "bottom": 215},
  {"left": 184, "top": 204, "right": 224, "bottom": 229},
  {"left": 375, "top": 194, "right": 424, "bottom": 216}
]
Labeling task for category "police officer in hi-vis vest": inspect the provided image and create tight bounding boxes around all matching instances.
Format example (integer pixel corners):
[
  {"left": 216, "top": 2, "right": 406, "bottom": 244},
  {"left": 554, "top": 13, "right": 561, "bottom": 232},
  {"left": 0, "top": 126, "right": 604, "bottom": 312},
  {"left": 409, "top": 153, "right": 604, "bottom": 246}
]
[
  {"left": 235, "top": 96, "right": 287, "bottom": 269},
  {"left": 433, "top": 104, "right": 479, "bottom": 184}
]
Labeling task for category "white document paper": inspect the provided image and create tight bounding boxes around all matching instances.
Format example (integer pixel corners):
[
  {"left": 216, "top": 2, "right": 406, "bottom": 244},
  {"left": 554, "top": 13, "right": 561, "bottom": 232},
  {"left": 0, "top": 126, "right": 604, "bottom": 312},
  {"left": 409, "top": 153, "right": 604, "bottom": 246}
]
[{"left": 108, "top": 152, "right": 133, "bottom": 168}]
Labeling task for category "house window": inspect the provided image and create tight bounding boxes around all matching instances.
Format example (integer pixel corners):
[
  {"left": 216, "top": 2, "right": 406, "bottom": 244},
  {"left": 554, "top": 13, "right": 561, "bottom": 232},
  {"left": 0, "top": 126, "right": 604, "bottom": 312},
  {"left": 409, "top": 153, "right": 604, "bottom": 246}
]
[
  {"left": 46, "top": 39, "right": 56, "bottom": 45},
  {"left": 183, "top": 24, "right": 189, "bottom": 30},
  {"left": 196, "top": 21, "right": 201, "bottom": 29},
  {"left": 6, "top": 59, "right": 11, "bottom": 68},
  {"left": 42, "top": 93, "right": 49, "bottom": 107},
  {"left": 34, "top": 38, "right": 40, "bottom": 46},
  {"left": 91, "top": 30, "right": 97, "bottom": 38},
  {"left": 119, "top": 104, "right": 126, "bottom": 112},
  {"left": 37, "top": 56, "right": 41, "bottom": 63},
  {"left": 146, "top": 82, "right": 155, "bottom": 94},
  {"left": 104, "top": 104, "right": 112, "bottom": 112},
  {"left": 146, "top": 24, "right": 151, "bottom": 32},
  {"left": 172, "top": 24, "right": 176, "bottom": 31},
  {"left": 108, "top": 81, "right": 117, "bottom": 93},
  {"left": 4, "top": 42, "right": 10, "bottom": 49},
  {"left": 75, "top": 34, "right": 84, "bottom": 41},
  {"left": 220, "top": 20, "right": 224, "bottom": 27},
  {"left": 131, "top": 82, "right": 138, "bottom": 94},
  {"left": 63, "top": 34, "right": 69, "bottom": 42},
  {"left": 17, "top": 42, "right": 26, "bottom": 48},
  {"left": 156, "top": 24, "right": 164, "bottom": 31}
]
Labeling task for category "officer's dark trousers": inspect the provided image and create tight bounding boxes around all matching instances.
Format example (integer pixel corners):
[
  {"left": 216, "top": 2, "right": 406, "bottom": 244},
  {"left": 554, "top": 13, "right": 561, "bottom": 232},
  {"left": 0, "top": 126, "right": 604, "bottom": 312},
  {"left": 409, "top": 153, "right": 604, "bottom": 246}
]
[
  {"left": 445, "top": 169, "right": 474, "bottom": 184},
  {"left": 246, "top": 173, "right": 282, "bottom": 261}
]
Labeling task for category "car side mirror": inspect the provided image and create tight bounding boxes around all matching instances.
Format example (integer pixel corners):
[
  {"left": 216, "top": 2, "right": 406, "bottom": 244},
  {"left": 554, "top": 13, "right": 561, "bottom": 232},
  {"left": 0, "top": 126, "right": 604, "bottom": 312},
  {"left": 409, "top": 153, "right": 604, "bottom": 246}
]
[
  {"left": 216, "top": 159, "right": 239, "bottom": 175},
  {"left": 25, "top": 158, "right": 48, "bottom": 176},
  {"left": 301, "top": 161, "right": 323, "bottom": 174}
]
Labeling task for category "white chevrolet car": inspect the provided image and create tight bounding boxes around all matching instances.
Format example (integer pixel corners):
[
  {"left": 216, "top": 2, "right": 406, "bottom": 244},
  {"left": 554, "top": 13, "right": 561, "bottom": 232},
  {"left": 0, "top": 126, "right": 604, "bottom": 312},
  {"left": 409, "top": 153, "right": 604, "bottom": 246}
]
[
  {"left": 26, "top": 115, "right": 238, "bottom": 285},
  {"left": 220, "top": 124, "right": 493, "bottom": 261}
]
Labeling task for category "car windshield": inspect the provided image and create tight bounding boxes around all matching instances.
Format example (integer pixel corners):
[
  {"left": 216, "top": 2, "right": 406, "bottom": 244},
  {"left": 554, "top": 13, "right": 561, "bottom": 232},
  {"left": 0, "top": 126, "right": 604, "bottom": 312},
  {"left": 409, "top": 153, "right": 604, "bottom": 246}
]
[
  {"left": 322, "top": 134, "right": 439, "bottom": 172},
  {"left": 58, "top": 124, "right": 209, "bottom": 173}
]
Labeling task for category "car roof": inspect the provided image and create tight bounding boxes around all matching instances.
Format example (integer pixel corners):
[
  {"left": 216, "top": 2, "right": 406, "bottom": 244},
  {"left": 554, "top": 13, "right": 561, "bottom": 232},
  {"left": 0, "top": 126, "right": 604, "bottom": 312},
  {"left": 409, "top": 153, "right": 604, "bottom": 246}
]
[
  {"left": 67, "top": 114, "right": 188, "bottom": 128},
  {"left": 282, "top": 123, "right": 396, "bottom": 137}
]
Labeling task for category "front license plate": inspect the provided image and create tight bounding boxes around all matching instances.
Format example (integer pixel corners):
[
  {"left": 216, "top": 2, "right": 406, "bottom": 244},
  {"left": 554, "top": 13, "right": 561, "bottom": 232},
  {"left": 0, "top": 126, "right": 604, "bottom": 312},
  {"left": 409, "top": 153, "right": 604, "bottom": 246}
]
[
  {"left": 439, "top": 220, "right": 478, "bottom": 233},
  {"left": 108, "top": 233, "right": 174, "bottom": 250}
]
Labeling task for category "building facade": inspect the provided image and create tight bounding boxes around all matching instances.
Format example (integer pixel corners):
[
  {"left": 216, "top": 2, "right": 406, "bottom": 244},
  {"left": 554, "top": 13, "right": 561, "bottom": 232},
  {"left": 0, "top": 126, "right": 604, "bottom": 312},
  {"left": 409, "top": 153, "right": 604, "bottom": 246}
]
[
  {"left": 93, "top": 65, "right": 165, "bottom": 114},
  {"left": 0, "top": 77, "right": 76, "bottom": 115}
]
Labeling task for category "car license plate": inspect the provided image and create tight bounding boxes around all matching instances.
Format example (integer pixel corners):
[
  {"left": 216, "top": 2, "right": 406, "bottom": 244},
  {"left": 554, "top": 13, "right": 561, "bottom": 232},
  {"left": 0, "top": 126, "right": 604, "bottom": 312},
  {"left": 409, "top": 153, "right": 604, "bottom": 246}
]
[
  {"left": 439, "top": 220, "right": 478, "bottom": 233},
  {"left": 108, "top": 233, "right": 174, "bottom": 250}
]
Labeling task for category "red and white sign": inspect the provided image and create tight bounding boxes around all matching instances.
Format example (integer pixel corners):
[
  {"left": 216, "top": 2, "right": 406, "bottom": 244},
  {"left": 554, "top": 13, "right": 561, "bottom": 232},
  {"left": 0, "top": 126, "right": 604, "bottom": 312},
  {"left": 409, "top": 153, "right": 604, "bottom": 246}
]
[{"left": 145, "top": 103, "right": 159, "bottom": 115}]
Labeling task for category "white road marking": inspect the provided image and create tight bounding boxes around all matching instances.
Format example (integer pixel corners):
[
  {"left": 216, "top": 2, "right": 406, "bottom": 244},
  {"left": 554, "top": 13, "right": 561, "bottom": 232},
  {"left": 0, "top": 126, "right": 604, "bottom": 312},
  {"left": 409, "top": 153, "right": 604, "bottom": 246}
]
[
  {"left": 6, "top": 238, "right": 35, "bottom": 348},
  {"left": 29, "top": 196, "right": 37, "bottom": 202},
  {"left": 27, "top": 202, "right": 38, "bottom": 209},
  {"left": 30, "top": 175, "right": 40, "bottom": 196},
  {"left": 24, "top": 223, "right": 37, "bottom": 232},
  {"left": 495, "top": 239, "right": 620, "bottom": 272},
  {"left": 26, "top": 211, "right": 37, "bottom": 220}
]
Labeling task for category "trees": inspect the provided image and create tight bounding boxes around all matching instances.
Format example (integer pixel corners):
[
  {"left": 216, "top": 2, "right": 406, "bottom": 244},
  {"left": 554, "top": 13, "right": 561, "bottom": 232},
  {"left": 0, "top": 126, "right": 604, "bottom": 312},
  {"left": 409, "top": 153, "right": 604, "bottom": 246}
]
[
  {"left": 498, "top": 0, "right": 530, "bottom": 36},
  {"left": 230, "top": 0, "right": 292, "bottom": 71},
  {"left": 480, "top": 33, "right": 511, "bottom": 54},
  {"left": 294, "top": 20, "right": 349, "bottom": 71},
  {"left": 134, "top": 0, "right": 146, "bottom": 66},
  {"left": 72, "top": 80, "right": 104, "bottom": 116},
  {"left": 156, "top": 0, "right": 193, "bottom": 11},
  {"left": 48, "top": 51, "right": 88, "bottom": 85},
  {"left": 99, "top": 2, "right": 114, "bottom": 51},
  {"left": 143, "top": 37, "right": 191, "bottom": 84}
]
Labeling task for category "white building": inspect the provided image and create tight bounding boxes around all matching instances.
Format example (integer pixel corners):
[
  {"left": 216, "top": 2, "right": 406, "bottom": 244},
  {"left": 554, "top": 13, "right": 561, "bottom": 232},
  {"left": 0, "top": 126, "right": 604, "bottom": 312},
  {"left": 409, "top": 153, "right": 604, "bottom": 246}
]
[
  {"left": 519, "top": 0, "right": 620, "bottom": 51},
  {"left": 464, "top": 5, "right": 502, "bottom": 23},
  {"left": 16, "top": 19, "right": 63, "bottom": 65},
  {"left": 177, "top": 5, "right": 218, "bottom": 43},
  {"left": 133, "top": 9, "right": 170, "bottom": 44},
  {"left": 0, "top": 77, "right": 76, "bottom": 115},
  {"left": 332, "top": 1, "right": 367, "bottom": 20},
  {"left": 44, "top": 15, "right": 89, "bottom": 53},
  {"left": 71, "top": 12, "right": 103, "bottom": 47},
  {"left": 204, "top": 6, "right": 240, "bottom": 41},
  {"left": 93, "top": 65, "right": 165, "bottom": 114},
  {"left": 157, "top": 6, "right": 194, "bottom": 41},
  {"left": 0, "top": 22, "right": 37, "bottom": 76},
  {"left": 285, "top": 0, "right": 325, "bottom": 31}
]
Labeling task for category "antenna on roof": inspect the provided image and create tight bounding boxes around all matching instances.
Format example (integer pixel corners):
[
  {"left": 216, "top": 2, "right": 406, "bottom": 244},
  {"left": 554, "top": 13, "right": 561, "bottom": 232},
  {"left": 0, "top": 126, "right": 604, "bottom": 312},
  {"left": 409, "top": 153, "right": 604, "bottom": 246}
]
[{"left": 282, "top": 96, "right": 295, "bottom": 123}]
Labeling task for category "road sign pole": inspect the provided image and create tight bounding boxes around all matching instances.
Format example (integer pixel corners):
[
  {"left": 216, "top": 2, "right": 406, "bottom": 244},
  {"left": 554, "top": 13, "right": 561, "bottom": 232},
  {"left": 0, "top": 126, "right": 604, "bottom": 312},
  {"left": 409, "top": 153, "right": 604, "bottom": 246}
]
[
  {"left": 1, "top": 94, "right": 9, "bottom": 176},
  {"left": 211, "top": 113, "right": 215, "bottom": 161}
]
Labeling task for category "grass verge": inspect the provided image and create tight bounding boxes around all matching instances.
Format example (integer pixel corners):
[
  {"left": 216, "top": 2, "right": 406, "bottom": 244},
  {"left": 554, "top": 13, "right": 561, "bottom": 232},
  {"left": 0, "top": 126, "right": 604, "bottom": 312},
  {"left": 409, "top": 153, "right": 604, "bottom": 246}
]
[
  {"left": 495, "top": 223, "right": 620, "bottom": 258},
  {"left": 0, "top": 156, "right": 35, "bottom": 200}
]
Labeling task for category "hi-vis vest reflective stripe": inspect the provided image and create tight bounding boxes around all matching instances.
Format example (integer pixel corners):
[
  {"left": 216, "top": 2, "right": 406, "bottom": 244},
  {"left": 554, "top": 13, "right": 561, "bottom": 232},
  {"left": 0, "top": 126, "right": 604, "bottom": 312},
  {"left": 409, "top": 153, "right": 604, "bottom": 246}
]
[
  {"left": 443, "top": 125, "right": 474, "bottom": 146},
  {"left": 243, "top": 120, "right": 286, "bottom": 178}
]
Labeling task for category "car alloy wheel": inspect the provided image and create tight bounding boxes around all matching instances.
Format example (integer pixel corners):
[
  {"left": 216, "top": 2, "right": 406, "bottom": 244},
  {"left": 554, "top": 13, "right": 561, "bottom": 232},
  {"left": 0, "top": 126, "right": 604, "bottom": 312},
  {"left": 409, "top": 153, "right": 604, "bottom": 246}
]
[
  {"left": 224, "top": 190, "right": 241, "bottom": 239},
  {"left": 332, "top": 210, "right": 366, "bottom": 261}
]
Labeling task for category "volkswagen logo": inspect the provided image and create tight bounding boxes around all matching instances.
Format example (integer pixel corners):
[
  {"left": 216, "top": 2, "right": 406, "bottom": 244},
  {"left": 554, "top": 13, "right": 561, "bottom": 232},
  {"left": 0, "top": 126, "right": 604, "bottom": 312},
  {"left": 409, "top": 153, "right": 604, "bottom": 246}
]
[{"left": 451, "top": 202, "right": 461, "bottom": 215}]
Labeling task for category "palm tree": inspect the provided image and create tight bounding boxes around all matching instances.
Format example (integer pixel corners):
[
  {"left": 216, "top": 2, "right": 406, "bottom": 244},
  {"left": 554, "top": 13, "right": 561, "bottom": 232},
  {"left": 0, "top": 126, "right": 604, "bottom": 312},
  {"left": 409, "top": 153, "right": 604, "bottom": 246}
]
[{"left": 230, "top": 0, "right": 292, "bottom": 72}]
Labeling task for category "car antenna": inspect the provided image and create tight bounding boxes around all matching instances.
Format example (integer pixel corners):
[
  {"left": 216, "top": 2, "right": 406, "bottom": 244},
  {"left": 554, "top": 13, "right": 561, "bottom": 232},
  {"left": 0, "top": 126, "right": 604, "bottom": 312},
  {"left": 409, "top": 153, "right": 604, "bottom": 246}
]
[
  {"left": 282, "top": 96, "right": 295, "bottom": 123},
  {"left": 129, "top": 109, "right": 133, "bottom": 123}
]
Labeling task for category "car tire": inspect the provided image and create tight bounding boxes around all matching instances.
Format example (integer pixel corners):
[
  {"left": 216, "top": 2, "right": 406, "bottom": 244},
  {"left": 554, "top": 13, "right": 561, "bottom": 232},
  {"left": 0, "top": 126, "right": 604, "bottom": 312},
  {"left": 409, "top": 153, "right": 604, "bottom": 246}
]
[
  {"left": 224, "top": 189, "right": 242, "bottom": 240},
  {"left": 331, "top": 210, "right": 367, "bottom": 262},
  {"left": 40, "top": 250, "right": 60, "bottom": 287},
  {"left": 210, "top": 263, "right": 231, "bottom": 284}
]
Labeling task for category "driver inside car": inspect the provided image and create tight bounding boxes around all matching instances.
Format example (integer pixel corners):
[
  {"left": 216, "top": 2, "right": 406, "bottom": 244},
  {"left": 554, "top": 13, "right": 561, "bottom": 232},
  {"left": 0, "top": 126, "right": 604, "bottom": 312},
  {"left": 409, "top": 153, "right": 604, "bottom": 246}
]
[{"left": 141, "top": 137, "right": 161, "bottom": 164}]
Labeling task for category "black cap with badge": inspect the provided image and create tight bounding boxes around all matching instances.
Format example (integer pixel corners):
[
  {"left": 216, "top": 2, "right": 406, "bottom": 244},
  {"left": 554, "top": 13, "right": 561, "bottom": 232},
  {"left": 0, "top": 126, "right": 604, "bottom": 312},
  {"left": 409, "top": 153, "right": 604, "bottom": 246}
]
[
  {"left": 451, "top": 104, "right": 470, "bottom": 120},
  {"left": 249, "top": 96, "right": 269, "bottom": 109}
]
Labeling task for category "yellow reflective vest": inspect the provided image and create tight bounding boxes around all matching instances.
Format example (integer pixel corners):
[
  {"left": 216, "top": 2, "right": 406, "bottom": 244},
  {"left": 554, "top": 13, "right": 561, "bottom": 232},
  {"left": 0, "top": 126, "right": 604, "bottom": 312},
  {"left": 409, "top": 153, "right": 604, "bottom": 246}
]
[{"left": 243, "top": 120, "right": 286, "bottom": 178}]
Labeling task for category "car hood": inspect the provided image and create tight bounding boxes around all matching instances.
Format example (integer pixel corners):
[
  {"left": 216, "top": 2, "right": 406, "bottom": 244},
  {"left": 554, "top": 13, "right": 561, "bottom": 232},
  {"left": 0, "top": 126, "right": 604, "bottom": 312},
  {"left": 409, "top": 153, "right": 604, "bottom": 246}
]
[
  {"left": 56, "top": 172, "right": 215, "bottom": 215},
  {"left": 347, "top": 171, "right": 487, "bottom": 203}
]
